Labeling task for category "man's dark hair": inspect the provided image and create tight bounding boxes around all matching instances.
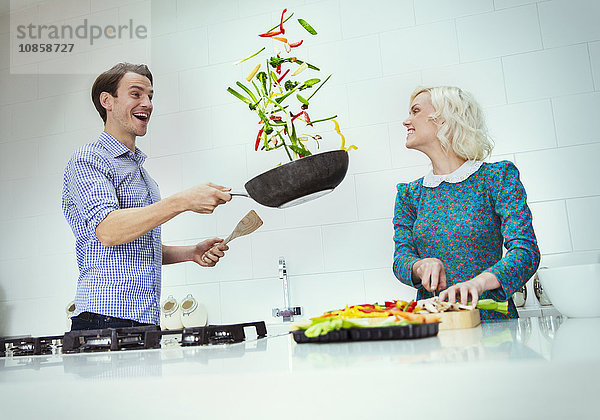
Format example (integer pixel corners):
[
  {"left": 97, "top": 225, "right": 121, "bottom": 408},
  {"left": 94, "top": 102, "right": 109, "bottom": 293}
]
[{"left": 91, "top": 63, "right": 153, "bottom": 123}]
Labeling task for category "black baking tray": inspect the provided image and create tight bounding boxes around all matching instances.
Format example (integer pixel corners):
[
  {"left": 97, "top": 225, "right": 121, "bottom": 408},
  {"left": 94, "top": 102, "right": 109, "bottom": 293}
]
[{"left": 291, "top": 322, "right": 440, "bottom": 344}]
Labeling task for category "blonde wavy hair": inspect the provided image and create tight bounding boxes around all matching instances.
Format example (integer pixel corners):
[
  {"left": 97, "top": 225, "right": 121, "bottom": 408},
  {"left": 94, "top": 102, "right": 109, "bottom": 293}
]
[{"left": 410, "top": 86, "right": 494, "bottom": 160}]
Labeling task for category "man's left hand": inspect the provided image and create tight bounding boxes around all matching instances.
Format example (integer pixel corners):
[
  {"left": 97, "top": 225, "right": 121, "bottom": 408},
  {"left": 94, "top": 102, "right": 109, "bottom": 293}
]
[{"left": 192, "top": 238, "right": 229, "bottom": 267}]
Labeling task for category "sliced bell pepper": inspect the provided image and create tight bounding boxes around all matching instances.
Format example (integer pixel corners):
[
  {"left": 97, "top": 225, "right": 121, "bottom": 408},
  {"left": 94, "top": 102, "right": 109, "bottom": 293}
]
[
  {"left": 258, "top": 30, "right": 283, "bottom": 38},
  {"left": 279, "top": 8, "right": 287, "bottom": 33},
  {"left": 276, "top": 69, "right": 290, "bottom": 84},
  {"left": 254, "top": 129, "right": 263, "bottom": 151}
]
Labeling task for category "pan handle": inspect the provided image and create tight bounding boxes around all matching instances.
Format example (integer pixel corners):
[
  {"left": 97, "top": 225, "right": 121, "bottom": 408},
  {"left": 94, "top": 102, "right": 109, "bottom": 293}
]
[{"left": 228, "top": 189, "right": 249, "bottom": 197}]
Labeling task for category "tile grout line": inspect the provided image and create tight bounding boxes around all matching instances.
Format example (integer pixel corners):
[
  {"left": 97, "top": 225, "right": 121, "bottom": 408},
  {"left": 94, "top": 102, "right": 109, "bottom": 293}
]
[{"left": 562, "top": 199, "right": 576, "bottom": 253}]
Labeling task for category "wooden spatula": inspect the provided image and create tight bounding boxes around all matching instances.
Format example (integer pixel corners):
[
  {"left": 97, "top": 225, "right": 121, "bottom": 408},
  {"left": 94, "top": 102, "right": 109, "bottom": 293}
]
[
  {"left": 202, "top": 210, "right": 263, "bottom": 263},
  {"left": 221, "top": 210, "right": 263, "bottom": 245}
]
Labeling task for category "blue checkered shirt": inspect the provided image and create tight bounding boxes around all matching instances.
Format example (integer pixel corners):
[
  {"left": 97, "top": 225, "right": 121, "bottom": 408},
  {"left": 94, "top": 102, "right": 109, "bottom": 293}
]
[{"left": 62, "top": 131, "right": 162, "bottom": 325}]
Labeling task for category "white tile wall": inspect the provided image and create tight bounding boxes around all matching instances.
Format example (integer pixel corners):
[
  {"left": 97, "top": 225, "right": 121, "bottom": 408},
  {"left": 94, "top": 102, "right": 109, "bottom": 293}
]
[
  {"left": 151, "top": 71, "right": 180, "bottom": 116},
  {"left": 347, "top": 72, "right": 422, "bottom": 127},
  {"left": 38, "top": 74, "right": 95, "bottom": 99},
  {"left": 11, "top": 173, "right": 62, "bottom": 218},
  {"left": 422, "top": 59, "right": 507, "bottom": 107},
  {"left": 322, "top": 219, "right": 392, "bottom": 272},
  {"left": 354, "top": 166, "right": 428, "bottom": 220},
  {"left": 1, "top": 0, "right": 600, "bottom": 335},
  {"left": 494, "top": 0, "right": 540, "bottom": 9},
  {"left": 220, "top": 277, "right": 281, "bottom": 324},
  {"left": 250, "top": 226, "right": 324, "bottom": 278},
  {"left": 36, "top": 212, "right": 76, "bottom": 256},
  {"left": 485, "top": 99, "right": 557, "bottom": 154},
  {"left": 150, "top": 0, "right": 177, "bottom": 37},
  {"left": 0, "top": 69, "right": 38, "bottom": 106},
  {"left": 149, "top": 108, "right": 212, "bottom": 156},
  {"left": 176, "top": 0, "right": 238, "bottom": 31},
  {"left": 552, "top": 92, "right": 600, "bottom": 147},
  {"left": 161, "top": 211, "right": 217, "bottom": 243},
  {"left": 283, "top": 176, "right": 358, "bottom": 228},
  {"left": 345, "top": 124, "right": 392, "bottom": 174},
  {"left": 289, "top": 271, "right": 366, "bottom": 318},
  {"left": 503, "top": 44, "right": 594, "bottom": 102},
  {"left": 381, "top": 21, "right": 460, "bottom": 75},
  {"left": 566, "top": 196, "right": 600, "bottom": 251},
  {"left": 590, "top": 41, "right": 600, "bottom": 89},
  {"left": 340, "top": 0, "right": 414, "bottom": 38},
  {"left": 150, "top": 28, "right": 209, "bottom": 75},
  {"left": 178, "top": 63, "right": 242, "bottom": 110},
  {"left": 187, "top": 237, "right": 254, "bottom": 284},
  {"left": 309, "top": 35, "right": 382, "bottom": 84},
  {"left": 0, "top": 181, "right": 12, "bottom": 221},
  {"left": 0, "top": 105, "right": 11, "bottom": 141},
  {"left": 456, "top": 5, "right": 542, "bottom": 62},
  {"left": 38, "top": 129, "right": 99, "bottom": 176},
  {"left": 538, "top": 0, "right": 600, "bottom": 48},
  {"left": 12, "top": 97, "right": 66, "bottom": 140},
  {"left": 291, "top": 0, "right": 343, "bottom": 46},
  {"left": 529, "top": 201, "right": 572, "bottom": 254},
  {"left": 516, "top": 143, "right": 600, "bottom": 201},
  {"left": 414, "top": 0, "right": 494, "bottom": 24},
  {"left": 363, "top": 268, "right": 416, "bottom": 303},
  {"left": 0, "top": 139, "right": 38, "bottom": 180}
]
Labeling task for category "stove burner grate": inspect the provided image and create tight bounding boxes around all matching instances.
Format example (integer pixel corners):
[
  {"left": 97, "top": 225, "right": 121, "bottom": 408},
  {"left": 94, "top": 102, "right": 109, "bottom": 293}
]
[
  {"left": 1, "top": 321, "right": 268, "bottom": 356},
  {"left": 62, "top": 325, "right": 162, "bottom": 354},
  {"left": 0, "top": 335, "right": 63, "bottom": 357}
]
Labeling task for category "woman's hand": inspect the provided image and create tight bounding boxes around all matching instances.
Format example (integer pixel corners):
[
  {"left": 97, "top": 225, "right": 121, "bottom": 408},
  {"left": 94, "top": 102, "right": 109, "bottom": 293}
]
[
  {"left": 439, "top": 271, "right": 500, "bottom": 307},
  {"left": 412, "top": 258, "right": 447, "bottom": 293},
  {"left": 191, "top": 238, "right": 229, "bottom": 267}
]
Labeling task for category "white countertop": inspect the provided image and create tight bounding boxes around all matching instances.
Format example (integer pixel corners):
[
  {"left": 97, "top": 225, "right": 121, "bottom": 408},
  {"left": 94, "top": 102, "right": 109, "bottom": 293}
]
[{"left": 1, "top": 316, "right": 599, "bottom": 419}]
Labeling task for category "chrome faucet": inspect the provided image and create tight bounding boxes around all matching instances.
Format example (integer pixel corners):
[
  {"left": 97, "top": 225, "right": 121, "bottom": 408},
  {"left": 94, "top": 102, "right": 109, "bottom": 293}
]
[{"left": 272, "top": 257, "right": 302, "bottom": 322}]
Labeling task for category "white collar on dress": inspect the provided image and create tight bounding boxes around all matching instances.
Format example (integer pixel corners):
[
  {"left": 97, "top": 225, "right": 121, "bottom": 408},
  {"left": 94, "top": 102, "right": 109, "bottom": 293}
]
[{"left": 422, "top": 160, "right": 484, "bottom": 187}]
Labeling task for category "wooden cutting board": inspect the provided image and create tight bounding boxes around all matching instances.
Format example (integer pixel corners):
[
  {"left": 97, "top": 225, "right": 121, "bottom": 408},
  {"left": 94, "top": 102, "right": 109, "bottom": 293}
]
[{"left": 423, "top": 309, "right": 481, "bottom": 330}]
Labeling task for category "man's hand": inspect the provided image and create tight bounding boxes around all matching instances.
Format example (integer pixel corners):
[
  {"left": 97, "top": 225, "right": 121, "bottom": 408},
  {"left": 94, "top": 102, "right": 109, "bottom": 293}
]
[
  {"left": 412, "top": 258, "right": 447, "bottom": 292},
  {"left": 178, "top": 183, "right": 232, "bottom": 214},
  {"left": 191, "top": 238, "right": 229, "bottom": 267}
]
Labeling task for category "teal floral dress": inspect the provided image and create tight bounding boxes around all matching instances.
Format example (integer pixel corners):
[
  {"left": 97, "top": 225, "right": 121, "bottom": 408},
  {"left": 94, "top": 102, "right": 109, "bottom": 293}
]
[{"left": 393, "top": 160, "right": 540, "bottom": 321}]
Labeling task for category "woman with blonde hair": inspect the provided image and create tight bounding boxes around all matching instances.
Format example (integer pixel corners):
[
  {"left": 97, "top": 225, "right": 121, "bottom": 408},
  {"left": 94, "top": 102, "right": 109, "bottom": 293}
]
[{"left": 393, "top": 86, "right": 540, "bottom": 321}]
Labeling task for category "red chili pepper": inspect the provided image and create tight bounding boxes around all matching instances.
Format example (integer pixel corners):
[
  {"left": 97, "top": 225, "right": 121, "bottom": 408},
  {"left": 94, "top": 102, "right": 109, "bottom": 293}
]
[
  {"left": 276, "top": 69, "right": 290, "bottom": 84},
  {"left": 290, "top": 110, "right": 303, "bottom": 122},
  {"left": 269, "top": 116, "right": 282, "bottom": 121},
  {"left": 303, "top": 111, "right": 312, "bottom": 125},
  {"left": 289, "top": 40, "right": 303, "bottom": 48},
  {"left": 406, "top": 301, "right": 417, "bottom": 313},
  {"left": 384, "top": 301, "right": 397, "bottom": 308},
  {"left": 254, "top": 129, "right": 263, "bottom": 151},
  {"left": 258, "top": 30, "right": 283, "bottom": 37},
  {"left": 279, "top": 8, "right": 287, "bottom": 34}
]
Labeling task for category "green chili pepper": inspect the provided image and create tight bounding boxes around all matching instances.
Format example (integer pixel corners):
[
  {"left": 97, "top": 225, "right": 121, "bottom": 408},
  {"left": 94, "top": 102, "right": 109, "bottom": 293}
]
[
  {"left": 298, "top": 18, "right": 317, "bottom": 35},
  {"left": 296, "top": 94, "right": 309, "bottom": 106}
]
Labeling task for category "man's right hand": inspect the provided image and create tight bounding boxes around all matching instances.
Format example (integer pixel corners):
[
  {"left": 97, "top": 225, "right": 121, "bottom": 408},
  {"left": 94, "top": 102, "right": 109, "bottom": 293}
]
[
  {"left": 179, "top": 182, "right": 232, "bottom": 214},
  {"left": 412, "top": 258, "right": 447, "bottom": 293}
]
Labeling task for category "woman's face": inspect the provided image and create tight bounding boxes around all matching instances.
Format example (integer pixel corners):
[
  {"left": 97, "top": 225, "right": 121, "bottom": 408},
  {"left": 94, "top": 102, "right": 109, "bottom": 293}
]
[{"left": 403, "top": 91, "right": 439, "bottom": 152}]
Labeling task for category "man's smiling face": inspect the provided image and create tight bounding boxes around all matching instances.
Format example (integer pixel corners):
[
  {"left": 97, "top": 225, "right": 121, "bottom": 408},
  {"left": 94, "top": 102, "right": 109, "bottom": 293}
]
[{"left": 104, "top": 72, "right": 153, "bottom": 141}]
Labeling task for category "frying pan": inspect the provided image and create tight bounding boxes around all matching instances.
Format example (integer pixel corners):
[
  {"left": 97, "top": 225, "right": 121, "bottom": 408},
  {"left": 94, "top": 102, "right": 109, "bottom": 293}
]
[{"left": 230, "top": 150, "right": 349, "bottom": 208}]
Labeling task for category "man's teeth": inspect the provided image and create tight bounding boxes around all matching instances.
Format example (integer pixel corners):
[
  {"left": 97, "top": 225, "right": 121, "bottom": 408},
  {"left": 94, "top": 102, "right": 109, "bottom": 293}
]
[{"left": 133, "top": 113, "right": 149, "bottom": 119}]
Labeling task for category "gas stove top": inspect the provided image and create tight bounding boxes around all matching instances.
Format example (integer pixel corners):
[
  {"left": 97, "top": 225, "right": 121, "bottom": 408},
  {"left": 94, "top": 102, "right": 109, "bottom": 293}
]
[{"left": 0, "top": 321, "right": 267, "bottom": 357}]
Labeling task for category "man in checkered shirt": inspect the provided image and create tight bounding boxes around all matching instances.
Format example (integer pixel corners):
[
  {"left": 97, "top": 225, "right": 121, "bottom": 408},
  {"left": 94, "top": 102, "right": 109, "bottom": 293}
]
[{"left": 63, "top": 63, "right": 232, "bottom": 330}]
